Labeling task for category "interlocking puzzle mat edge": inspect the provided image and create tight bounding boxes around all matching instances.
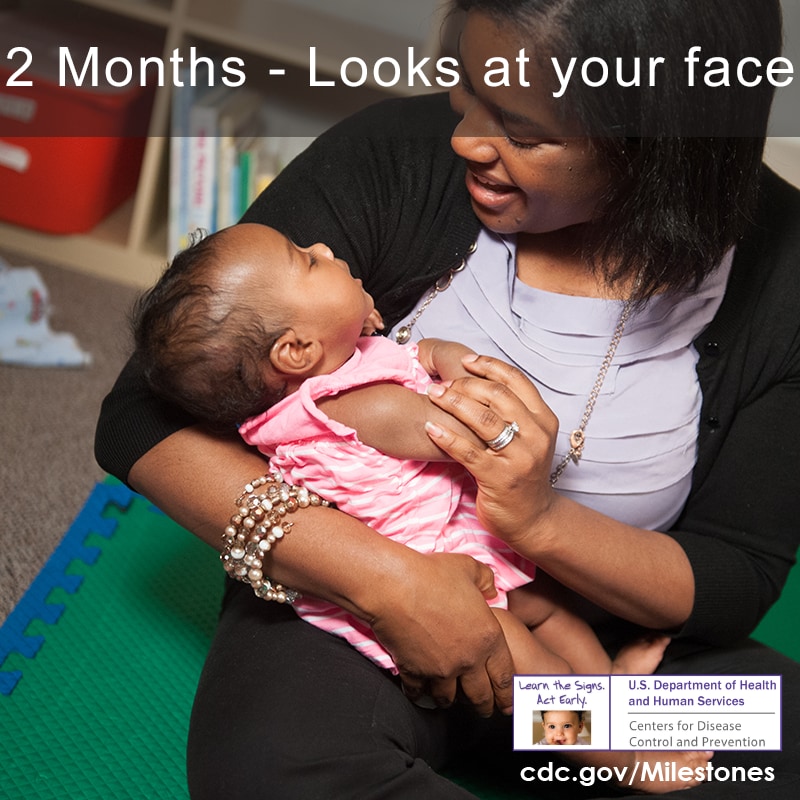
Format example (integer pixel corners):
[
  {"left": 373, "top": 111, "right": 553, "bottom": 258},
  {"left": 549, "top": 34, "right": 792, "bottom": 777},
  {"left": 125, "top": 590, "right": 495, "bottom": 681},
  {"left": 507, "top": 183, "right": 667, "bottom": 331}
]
[
  {"left": 0, "top": 479, "right": 222, "bottom": 800},
  {"left": 0, "top": 481, "right": 133, "bottom": 696}
]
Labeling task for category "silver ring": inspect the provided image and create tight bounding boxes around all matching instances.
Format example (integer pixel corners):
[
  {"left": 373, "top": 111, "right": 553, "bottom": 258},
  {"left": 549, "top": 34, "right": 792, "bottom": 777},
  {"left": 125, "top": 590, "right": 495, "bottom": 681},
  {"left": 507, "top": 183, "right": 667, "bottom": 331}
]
[{"left": 485, "top": 421, "right": 519, "bottom": 451}]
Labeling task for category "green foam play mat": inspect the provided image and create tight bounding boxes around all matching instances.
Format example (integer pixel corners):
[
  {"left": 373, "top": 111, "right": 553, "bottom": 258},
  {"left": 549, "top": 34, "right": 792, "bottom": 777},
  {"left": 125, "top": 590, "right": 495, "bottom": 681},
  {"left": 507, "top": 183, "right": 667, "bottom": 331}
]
[
  {"left": 0, "top": 480, "right": 222, "bottom": 799},
  {"left": 1, "top": 479, "right": 798, "bottom": 799}
]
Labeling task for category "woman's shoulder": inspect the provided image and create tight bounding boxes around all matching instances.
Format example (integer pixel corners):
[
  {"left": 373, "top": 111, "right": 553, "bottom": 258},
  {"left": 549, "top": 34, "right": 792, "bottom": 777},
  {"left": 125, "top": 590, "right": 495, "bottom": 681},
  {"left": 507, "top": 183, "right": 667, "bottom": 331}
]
[
  {"left": 704, "top": 168, "right": 800, "bottom": 369},
  {"left": 695, "top": 168, "right": 800, "bottom": 387},
  {"left": 734, "top": 168, "right": 800, "bottom": 299},
  {"left": 757, "top": 167, "right": 800, "bottom": 239}
]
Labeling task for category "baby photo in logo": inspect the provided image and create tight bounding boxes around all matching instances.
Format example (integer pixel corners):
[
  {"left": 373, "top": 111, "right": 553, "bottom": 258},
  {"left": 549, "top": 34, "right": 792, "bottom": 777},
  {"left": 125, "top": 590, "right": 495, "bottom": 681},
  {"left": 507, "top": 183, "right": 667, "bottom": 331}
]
[{"left": 534, "top": 709, "right": 592, "bottom": 747}]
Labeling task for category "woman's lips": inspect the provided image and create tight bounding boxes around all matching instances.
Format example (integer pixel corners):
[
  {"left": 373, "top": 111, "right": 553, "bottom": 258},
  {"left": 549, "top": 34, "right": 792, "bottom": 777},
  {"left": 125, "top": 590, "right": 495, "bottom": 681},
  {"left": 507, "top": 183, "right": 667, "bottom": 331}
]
[{"left": 466, "top": 170, "right": 519, "bottom": 210}]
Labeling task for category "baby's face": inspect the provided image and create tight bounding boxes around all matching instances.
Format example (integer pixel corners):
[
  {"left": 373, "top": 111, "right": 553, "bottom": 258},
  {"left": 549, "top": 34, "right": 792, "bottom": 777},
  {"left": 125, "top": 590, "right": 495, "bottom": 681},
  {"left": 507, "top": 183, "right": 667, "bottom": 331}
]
[{"left": 542, "top": 711, "right": 583, "bottom": 745}]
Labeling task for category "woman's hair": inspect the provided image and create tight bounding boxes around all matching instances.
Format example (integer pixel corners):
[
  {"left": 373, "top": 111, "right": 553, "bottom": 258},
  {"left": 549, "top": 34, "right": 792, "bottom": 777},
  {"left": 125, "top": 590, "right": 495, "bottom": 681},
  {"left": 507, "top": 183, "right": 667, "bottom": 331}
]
[
  {"left": 451, "top": 0, "right": 784, "bottom": 297},
  {"left": 132, "top": 231, "right": 289, "bottom": 430}
]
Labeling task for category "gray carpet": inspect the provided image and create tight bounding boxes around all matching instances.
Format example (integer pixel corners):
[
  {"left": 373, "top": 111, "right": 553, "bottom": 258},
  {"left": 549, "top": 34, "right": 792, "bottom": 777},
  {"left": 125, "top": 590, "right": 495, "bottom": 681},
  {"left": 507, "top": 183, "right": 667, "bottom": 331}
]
[{"left": 0, "top": 248, "right": 140, "bottom": 623}]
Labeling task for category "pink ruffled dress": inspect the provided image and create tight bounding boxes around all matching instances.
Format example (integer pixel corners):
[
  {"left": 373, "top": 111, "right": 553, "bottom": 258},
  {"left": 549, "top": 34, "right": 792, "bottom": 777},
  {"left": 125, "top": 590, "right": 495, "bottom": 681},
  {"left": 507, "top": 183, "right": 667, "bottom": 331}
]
[{"left": 238, "top": 336, "right": 536, "bottom": 671}]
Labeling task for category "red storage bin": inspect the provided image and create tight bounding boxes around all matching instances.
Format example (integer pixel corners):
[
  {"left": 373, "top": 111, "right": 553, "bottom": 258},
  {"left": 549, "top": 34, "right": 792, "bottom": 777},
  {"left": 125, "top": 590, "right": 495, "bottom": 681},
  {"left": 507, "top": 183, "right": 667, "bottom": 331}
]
[{"left": 0, "top": 11, "right": 158, "bottom": 234}]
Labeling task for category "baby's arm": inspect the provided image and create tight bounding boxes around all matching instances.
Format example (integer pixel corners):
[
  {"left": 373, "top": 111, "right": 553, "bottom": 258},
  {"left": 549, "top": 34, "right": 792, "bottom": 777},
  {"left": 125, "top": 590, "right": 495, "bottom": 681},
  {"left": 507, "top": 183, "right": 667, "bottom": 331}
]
[
  {"left": 416, "top": 338, "right": 476, "bottom": 383},
  {"left": 317, "top": 380, "right": 484, "bottom": 461}
]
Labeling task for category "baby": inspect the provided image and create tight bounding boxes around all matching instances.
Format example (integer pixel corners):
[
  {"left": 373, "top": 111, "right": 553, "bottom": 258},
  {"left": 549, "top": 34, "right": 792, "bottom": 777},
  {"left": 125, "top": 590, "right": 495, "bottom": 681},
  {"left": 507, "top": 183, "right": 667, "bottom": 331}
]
[
  {"left": 134, "top": 223, "right": 717, "bottom": 792},
  {"left": 134, "top": 223, "right": 664, "bottom": 679},
  {"left": 538, "top": 709, "right": 589, "bottom": 746}
]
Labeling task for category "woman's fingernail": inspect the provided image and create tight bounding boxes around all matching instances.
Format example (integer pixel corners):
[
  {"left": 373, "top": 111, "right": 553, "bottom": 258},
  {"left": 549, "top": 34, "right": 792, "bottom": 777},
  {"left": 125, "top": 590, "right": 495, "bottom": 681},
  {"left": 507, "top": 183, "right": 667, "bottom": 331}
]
[
  {"left": 462, "top": 353, "right": 478, "bottom": 363},
  {"left": 426, "top": 384, "right": 445, "bottom": 397},
  {"left": 425, "top": 421, "right": 443, "bottom": 438}
]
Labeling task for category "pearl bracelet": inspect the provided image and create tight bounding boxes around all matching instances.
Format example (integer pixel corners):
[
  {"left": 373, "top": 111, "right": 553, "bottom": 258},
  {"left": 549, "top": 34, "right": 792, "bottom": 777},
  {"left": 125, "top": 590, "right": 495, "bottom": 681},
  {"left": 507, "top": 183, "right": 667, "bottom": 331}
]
[{"left": 220, "top": 472, "right": 329, "bottom": 604}]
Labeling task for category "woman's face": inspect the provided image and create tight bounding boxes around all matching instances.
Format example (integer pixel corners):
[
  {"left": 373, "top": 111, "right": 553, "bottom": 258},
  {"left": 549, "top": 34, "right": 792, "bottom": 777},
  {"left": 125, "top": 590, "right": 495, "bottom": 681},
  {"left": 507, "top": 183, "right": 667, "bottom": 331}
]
[{"left": 450, "top": 11, "right": 610, "bottom": 237}]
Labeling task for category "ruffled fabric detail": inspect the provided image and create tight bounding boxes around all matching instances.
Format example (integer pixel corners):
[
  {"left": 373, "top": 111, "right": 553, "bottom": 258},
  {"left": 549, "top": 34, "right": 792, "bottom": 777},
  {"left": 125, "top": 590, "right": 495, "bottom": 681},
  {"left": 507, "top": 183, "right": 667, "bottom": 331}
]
[{"left": 392, "top": 229, "right": 732, "bottom": 531}]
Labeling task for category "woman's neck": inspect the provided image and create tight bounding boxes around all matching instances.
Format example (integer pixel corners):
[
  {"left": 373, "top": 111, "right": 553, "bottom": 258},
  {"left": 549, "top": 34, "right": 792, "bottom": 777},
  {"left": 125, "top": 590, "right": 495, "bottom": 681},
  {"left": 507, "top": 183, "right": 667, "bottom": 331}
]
[{"left": 515, "top": 228, "right": 629, "bottom": 300}]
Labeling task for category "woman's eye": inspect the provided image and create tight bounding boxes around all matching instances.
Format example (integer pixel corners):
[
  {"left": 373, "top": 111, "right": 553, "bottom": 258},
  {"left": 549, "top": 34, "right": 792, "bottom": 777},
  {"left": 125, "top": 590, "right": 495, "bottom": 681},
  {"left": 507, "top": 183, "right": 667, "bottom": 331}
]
[
  {"left": 504, "top": 133, "right": 541, "bottom": 150},
  {"left": 506, "top": 136, "right": 536, "bottom": 149}
]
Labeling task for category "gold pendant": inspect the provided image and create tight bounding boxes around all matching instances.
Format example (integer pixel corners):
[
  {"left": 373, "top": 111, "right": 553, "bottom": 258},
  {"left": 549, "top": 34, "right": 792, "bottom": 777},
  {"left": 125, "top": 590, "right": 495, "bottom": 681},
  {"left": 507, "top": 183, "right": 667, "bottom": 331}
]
[
  {"left": 569, "top": 429, "right": 585, "bottom": 461},
  {"left": 395, "top": 326, "right": 411, "bottom": 345}
]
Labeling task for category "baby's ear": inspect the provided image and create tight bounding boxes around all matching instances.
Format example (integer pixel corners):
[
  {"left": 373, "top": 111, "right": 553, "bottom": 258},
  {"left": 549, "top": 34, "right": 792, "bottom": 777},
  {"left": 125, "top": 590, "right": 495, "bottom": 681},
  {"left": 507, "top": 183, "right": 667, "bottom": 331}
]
[{"left": 269, "top": 330, "right": 323, "bottom": 376}]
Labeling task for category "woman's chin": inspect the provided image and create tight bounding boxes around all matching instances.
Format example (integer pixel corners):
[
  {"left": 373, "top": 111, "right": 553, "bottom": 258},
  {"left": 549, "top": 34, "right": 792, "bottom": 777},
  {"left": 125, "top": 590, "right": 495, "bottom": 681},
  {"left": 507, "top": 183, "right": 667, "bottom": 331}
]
[{"left": 469, "top": 200, "right": 526, "bottom": 236}]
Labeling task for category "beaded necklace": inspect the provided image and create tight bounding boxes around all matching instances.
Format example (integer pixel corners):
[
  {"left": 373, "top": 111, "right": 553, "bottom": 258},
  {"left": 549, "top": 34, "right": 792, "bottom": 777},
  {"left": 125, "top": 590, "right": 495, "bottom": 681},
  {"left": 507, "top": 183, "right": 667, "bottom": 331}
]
[{"left": 393, "top": 241, "right": 635, "bottom": 486}]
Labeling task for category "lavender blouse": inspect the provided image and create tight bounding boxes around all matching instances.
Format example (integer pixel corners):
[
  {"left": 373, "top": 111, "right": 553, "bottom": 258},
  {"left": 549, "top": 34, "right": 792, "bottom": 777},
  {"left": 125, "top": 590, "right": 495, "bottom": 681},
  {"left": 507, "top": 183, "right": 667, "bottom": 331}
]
[{"left": 389, "top": 229, "right": 733, "bottom": 531}]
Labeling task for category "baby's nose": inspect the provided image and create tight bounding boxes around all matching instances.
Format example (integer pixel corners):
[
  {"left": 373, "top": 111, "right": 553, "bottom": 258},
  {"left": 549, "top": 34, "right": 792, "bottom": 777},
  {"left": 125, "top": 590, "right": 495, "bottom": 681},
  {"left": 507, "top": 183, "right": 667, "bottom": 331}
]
[{"left": 314, "top": 242, "right": 335, "bottom": 261}]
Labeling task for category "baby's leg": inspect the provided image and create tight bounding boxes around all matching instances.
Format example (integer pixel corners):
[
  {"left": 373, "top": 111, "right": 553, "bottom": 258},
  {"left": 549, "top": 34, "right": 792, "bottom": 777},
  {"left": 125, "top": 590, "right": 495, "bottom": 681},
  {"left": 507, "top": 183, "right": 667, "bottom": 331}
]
[
  {"left": 491, "top": 606, "right": 572, "bottom": 675},
  {"left": 611, "top": 636, "right": 670, "bottom": 675},
  {"left": 507, "top": 573, "right": 668, "bottom": 676},
  {"left": 494, "top": 602, "right": 711, "bottom": 793},
  {"left": 506, "top": 578, "right": 610, "bottom": 674},
  {"left": 503, "top": 577, "right": 710, "bottom": 793}
]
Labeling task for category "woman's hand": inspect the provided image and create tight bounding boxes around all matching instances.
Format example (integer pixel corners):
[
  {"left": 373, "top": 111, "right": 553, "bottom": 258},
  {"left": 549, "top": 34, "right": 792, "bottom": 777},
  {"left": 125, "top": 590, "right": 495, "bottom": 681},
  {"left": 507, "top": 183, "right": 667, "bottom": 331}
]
[
  {"left": 132, "top": 428, "right": 517, "bottom": 713},
  {"left": 423, "top": 354, "right": 696, "bottom": 630},
  {"left": 425, "top": 354, "right": 560, "bottom": 546},
  {"left": 361, "top": 307, "right": 385, "bottom": 336},
  {"left": 368, "top": 550, "right": 516, "bottom": 717}
]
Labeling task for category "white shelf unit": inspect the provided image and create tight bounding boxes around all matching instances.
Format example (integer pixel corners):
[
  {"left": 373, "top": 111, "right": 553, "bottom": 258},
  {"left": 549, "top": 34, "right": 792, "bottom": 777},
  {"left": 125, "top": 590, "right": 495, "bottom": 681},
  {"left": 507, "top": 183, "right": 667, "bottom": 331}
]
[{"left": 0, "top": 0, "right": 449, "bottom": 287}]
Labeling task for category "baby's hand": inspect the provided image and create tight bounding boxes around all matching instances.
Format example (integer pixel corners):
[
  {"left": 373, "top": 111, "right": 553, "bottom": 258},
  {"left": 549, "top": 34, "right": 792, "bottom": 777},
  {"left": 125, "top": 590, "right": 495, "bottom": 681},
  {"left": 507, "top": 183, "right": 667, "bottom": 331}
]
[
  {"left": 361, "top": 308, "right": 385, "bottom": 336},
  {"left": 418, "top": 338, "right": 476, "bottom": 382}
]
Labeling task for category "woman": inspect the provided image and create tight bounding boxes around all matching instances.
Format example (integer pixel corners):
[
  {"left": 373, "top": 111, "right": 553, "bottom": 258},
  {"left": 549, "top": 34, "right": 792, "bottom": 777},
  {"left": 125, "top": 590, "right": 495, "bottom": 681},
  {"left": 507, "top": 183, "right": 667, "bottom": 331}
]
[{"left": 96, "top": 0, "right": 800, "bottom": 797}]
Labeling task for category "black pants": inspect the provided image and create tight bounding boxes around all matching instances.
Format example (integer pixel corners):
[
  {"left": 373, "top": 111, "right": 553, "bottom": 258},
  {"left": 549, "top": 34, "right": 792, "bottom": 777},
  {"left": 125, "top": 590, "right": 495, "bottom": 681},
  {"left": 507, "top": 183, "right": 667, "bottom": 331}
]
[{"left": 186, "top": 580, "right": 800, "bottom": 799}]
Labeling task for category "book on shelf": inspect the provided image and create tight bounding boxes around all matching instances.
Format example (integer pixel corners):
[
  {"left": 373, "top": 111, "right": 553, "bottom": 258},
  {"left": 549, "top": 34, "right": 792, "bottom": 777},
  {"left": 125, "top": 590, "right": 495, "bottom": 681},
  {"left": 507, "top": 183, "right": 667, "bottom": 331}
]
[
  {"left": 185, "top": 82, "right": 232, "bottom": 242},
  {"left": 169, "top": 76, "right": 321, "bottom": 257},
  {"left": 215, "top": 89, "right": 264, "bottom": 230},
  {"left": 168, "top": 61, "right": 215, "bottom": 258}
]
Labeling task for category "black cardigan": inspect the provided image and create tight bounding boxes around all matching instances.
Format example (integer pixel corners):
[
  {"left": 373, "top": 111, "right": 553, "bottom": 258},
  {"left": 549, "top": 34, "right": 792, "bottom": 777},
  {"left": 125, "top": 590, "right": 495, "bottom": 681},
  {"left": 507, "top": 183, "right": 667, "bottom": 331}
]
[{"left": 96, "top": 92, "right": 800, "bottom": 647}]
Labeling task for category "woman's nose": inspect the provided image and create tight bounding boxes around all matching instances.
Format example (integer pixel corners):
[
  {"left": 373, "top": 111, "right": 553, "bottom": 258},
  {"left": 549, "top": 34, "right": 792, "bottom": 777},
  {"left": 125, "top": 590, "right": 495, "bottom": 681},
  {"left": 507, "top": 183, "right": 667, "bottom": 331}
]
[{"left": 451, "top": 105, "right": 501, "bottom": 163}]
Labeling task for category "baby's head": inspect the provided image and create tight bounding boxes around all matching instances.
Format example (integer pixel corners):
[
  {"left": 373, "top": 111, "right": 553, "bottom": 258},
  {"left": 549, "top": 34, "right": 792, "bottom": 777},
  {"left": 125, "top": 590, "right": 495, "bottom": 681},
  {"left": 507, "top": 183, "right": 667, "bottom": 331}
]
[
  {"left": 133, "top": 224, "right": 378, "bottom": 429},
  {"left": 541, "top": 709, "right": 585, "bottom": 745}
]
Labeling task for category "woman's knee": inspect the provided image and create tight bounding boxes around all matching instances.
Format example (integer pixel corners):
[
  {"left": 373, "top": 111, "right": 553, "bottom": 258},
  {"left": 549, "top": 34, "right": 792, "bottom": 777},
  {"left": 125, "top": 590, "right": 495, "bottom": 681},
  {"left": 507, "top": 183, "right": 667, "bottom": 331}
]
[{"left": 186, "top": 589, "right": 464, "bottom": 798}]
